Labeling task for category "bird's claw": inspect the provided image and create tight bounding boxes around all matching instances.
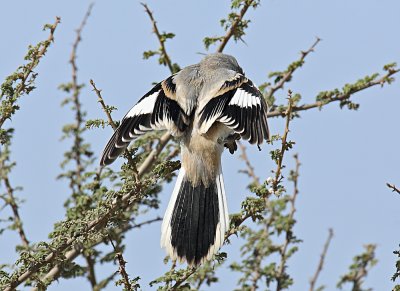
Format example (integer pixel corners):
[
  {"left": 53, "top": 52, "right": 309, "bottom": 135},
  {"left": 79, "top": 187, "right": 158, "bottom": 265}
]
[{"left": 223, "top": 133, "right": 241, "bottom": 154}]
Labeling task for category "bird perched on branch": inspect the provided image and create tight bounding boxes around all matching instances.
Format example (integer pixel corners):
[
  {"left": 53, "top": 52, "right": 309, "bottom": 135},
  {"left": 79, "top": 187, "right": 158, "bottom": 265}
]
[{"left": 100, "top": 53, "right": 270, "bottom": 265}]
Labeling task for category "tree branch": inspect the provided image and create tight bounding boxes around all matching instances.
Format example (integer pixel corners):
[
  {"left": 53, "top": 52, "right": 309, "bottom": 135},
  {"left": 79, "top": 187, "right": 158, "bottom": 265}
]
[
  {"left": 68, "top": 2, "right": 94, "bottom": 193},
  {"left": 271, "top": 91, "right": 294, "bottom": 195},
  {"left": 141, "top": 3, "right": 175, "bottom": 73},
  {"left": 1, "top": 172, "right": 29, "bottom": 248},
  {"left": 6, "top": 178, "right": 152, "bottom": 291},
  {"left": 0, "top": 17, "right": 61, "bottom": 128},
  {"left": 131, "top": 216, "right": 162, "bottom": 229},
  {"left": 217, "top": 0, "right": 256, "bottom": 53},
  {"left": 137, "top": 132, "right": 172, "bottom": 177},
  {"left": 238, "top": 141, "right": 260, "bottom": 185},
  {"left": 309, "top": 228, "right": 334, "bottom": 291},
  {"left": 276, "top": 154, "right": 300, "bottom": 291},
  {"left": 109, "top": 237, "right": 133, "bottom": 290},
  {"left": 90, "top": 79, "right": 117, "bottom": 130},
  {"left": 85, "top": 254, "right": 98, "bottom": 288},
  {"left": 267, "top": 67, "right": 399, "bottom": 118},
  {"left": 265, "top": 37, "right": 321, "bottom": 99},
  {"left": 387, "top": 183, "right": 400, "bottom": 195}
]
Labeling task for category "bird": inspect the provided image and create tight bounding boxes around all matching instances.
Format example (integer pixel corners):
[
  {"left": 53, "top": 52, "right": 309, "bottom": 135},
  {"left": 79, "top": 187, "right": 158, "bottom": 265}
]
[{"left": 100, "top": 53, "right": 270, "bottom": 265}]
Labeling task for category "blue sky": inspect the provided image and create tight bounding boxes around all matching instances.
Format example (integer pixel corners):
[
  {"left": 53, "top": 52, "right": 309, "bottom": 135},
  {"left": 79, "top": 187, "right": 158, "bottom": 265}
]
[{"left": 1, "top": 0, "right": 399, "bottom": 290}]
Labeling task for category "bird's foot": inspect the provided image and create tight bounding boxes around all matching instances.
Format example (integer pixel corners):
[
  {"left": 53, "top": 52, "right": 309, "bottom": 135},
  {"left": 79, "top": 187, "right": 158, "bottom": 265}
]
[{"left": 222, "top": 133, "right": 241, "bottom": 154}]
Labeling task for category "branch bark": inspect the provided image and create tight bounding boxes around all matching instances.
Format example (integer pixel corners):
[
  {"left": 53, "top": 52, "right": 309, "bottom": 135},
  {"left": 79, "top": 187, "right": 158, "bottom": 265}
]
[
  {"left": 141, "top": 3, "right": 175, "bottom": 73},
  {"left": 265, "top": 37, "right": 321, "bottom": 99},
  {"left": 0, "top": 17, "right": 61, "bottom": 128},
  {"left": 217, "top": 0, "right": 256, "bottom": 53},
  {"left": 90, "top": 79, "right": 117, "bottom": 130},
  {"left": 267, "top": 67, "right": 399, "bottom": 118},
  {"left": 387, "top": 183, "right": 400, "bottom": 195},
  {"left": 309, "top": 228, "right": 334, "bottom": 291},
  {"left": 275, "top": 154, "right": 300, "bottom": 291},
  {"left": 1, "top": 173, "right": 29, "bottom": 248},
  {"left": 271, "top": 91, "right": 293, "bottom": 194}
]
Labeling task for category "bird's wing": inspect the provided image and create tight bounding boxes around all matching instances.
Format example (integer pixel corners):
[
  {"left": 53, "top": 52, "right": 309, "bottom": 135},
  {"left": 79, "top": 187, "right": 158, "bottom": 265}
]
[
  {"left": 198, "top": 73, "right": 270, "bottom": 145},
  {"left": 100, "top": 75, "right": 188, "bottom": 166}
]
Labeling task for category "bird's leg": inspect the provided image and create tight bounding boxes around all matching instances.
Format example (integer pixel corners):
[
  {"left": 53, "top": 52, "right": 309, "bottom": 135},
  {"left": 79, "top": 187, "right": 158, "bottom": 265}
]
[{"left": 220, "top": 133, "right": 241, "bottom": 154}]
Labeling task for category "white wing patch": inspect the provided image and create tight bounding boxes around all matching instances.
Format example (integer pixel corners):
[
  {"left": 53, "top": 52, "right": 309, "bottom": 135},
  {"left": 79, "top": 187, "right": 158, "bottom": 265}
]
[
  {"left": 229, "top": 88, "right": 261, "bottom": 108},
  {"left": 126, "top": 90, "right": 160, "bottom": 117},
  {"left": 198, "top": 78, "right": 269, "bottom": 145}
]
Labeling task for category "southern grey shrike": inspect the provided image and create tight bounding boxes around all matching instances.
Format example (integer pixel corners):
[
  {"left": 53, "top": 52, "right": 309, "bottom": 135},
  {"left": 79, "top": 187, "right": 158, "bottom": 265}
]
[{"left": 100, "top": 53, "right": 270, "bottom": 265}]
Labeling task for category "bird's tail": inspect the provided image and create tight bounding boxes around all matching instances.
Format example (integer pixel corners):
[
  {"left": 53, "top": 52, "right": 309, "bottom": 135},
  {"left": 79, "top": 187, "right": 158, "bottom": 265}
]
[{"left": 160, "top": 167, "right": 229, "bottom": 265}]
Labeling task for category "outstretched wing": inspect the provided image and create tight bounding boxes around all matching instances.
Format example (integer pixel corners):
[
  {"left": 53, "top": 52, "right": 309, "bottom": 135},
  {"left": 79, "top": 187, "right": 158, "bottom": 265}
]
[
  {"left": 198, "top": 73, "right": 269, "bottom": 145},
  {"left": 100, "top": 75, "right": 188, "bottom": 166}
]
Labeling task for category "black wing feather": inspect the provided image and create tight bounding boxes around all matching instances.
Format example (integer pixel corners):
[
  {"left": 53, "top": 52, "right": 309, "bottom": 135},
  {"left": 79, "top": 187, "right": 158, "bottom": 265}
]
[
  {"left": 199, "top": 77, "right": 269, "bottom": 145},
  {"left": 100, "top": 76, "right": 188, "bottom": 166}
]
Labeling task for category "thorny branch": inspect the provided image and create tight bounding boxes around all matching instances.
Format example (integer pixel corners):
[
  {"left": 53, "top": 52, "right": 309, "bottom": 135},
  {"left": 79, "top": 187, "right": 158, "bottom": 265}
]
[
  {"left": 275, "top": 154, "right": 300, "bottom": 291},
  {"left": 387, "top": 183, "right": 400, "bottom": 195},
  {"left": 268, "top": 67, "right": 400, "bottom": 118},
  {"left": 109, "top": 238, "right": 133, "bottom": 291},
  {"left": 131, "top": 216, "right": 162, "bottom": 229},
  {"left": 271, "top": 91, "right": 293, "bottom": 194},
  {"left": 217, "top": 0, "right": 257, "bottom": 53},
  {"left": 0, "top": 17, "right": 61, "bottom": 250},
  {"left": 238, "top": 141, "right": 260, "bottom": 185},
  {"left": 5, "top": 175, "right": 154, "bottom": 291},
  {"left": 141, "top": 2, "right": 175, "bottom": 73},
  {"left": 89, "top": 79, "right": 139, "bottom": 180},
  {"left": 68, "top": 2, "right": 94, "bottom": 193},
  {"left": 85, "top": 254, "right": 98, "bottom": 288},
  {"left": 0, "top": 17, "right": 61, "bottom": 248},
  {"left": 265, "top": 37, "right": 321, "bottom": 99},
  {"left": 0, "top": 160, "right": 29, "bottom": 248},
  {"left": 0, "top": 17, "right": 61, "bottom": 128},
  {"left": 90, "top": 79, "right": 117, "bottom": 130},
  {"left": 309, "top": 228, "right": 334, "bottom": 291},
  {"left": 337, "top": 244, "right": 377, "bottom": 290}
]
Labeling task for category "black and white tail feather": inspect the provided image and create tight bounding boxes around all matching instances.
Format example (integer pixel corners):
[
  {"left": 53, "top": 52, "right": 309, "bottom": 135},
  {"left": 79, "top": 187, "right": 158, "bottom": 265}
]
[
  {"left": 160, "top": 167, "right": 229, "bottom": 265},
  {"left": 100, "top": 53, "right": 269, "bottom": 265}
]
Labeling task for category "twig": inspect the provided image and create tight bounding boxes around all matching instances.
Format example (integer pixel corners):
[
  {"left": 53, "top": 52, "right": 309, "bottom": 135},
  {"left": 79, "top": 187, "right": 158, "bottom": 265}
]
[
  {"left": 217, "top": 0, "right": 256, "bottom": 53},
  {"left": 276, "top": 154, "right": 301, "bottom": 291},
  {"left": 238, "top": 141, "right": 260, "bottom": 185},
  {"left": 171, "top": 267, "right": 197, "bottom": 290},
  {"left": 90, "top": 79, "right": 117, "bottom": 130},
  {"left": 69, "top": 3, "right": 94, "bottom": 193},
  {"left": 250, "top": 249, "right": 263, "bottom": 291},
  {"left": 267, "top": 67, "right": 400, "bottom": 118},
  {"left": 109, "top": 237, "right": 132, "bottom": 290},
  {"left": 137, "top": 132, "right": 172, "bottom": 177},
  {"left": 0, "top": 16, "right": 61, "bottom": 253},
  {"left": 0, "top": 17, "right": 61, "bottom": 128},
  {"left": 131, "top": 216, "right": 162, "bottom": 229},
  {"left": 265, "top": 37, "right": 321, "bottom": 99},
  {"left": 337, "top": 244, "right": 376, "bottom": 290},
  {"left": 271, "top": 91, "right": 293, "bottom": 194},
  {"left": 30, "top": 247, "right": 81, "bottom": 291},
  {"left": 386, "top": 183, "right": 400, "bottom": 195},
  {"left": 141, "top": 3, "right": 174, "bottom": 73},
  {"left": 1, "top": 172, "right": 29, "bottom": 248},
  {"left": 309, "top": 228, "right": 334, "bottom": 291},
  {"left": 85, "top": 254, "right": 98, "bottom": 288}
]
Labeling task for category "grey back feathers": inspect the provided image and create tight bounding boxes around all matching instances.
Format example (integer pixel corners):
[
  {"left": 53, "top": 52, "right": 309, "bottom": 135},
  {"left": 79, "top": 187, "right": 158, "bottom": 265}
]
[{"left": 100, "top": 53, "right": 269, "bottom": 166}]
